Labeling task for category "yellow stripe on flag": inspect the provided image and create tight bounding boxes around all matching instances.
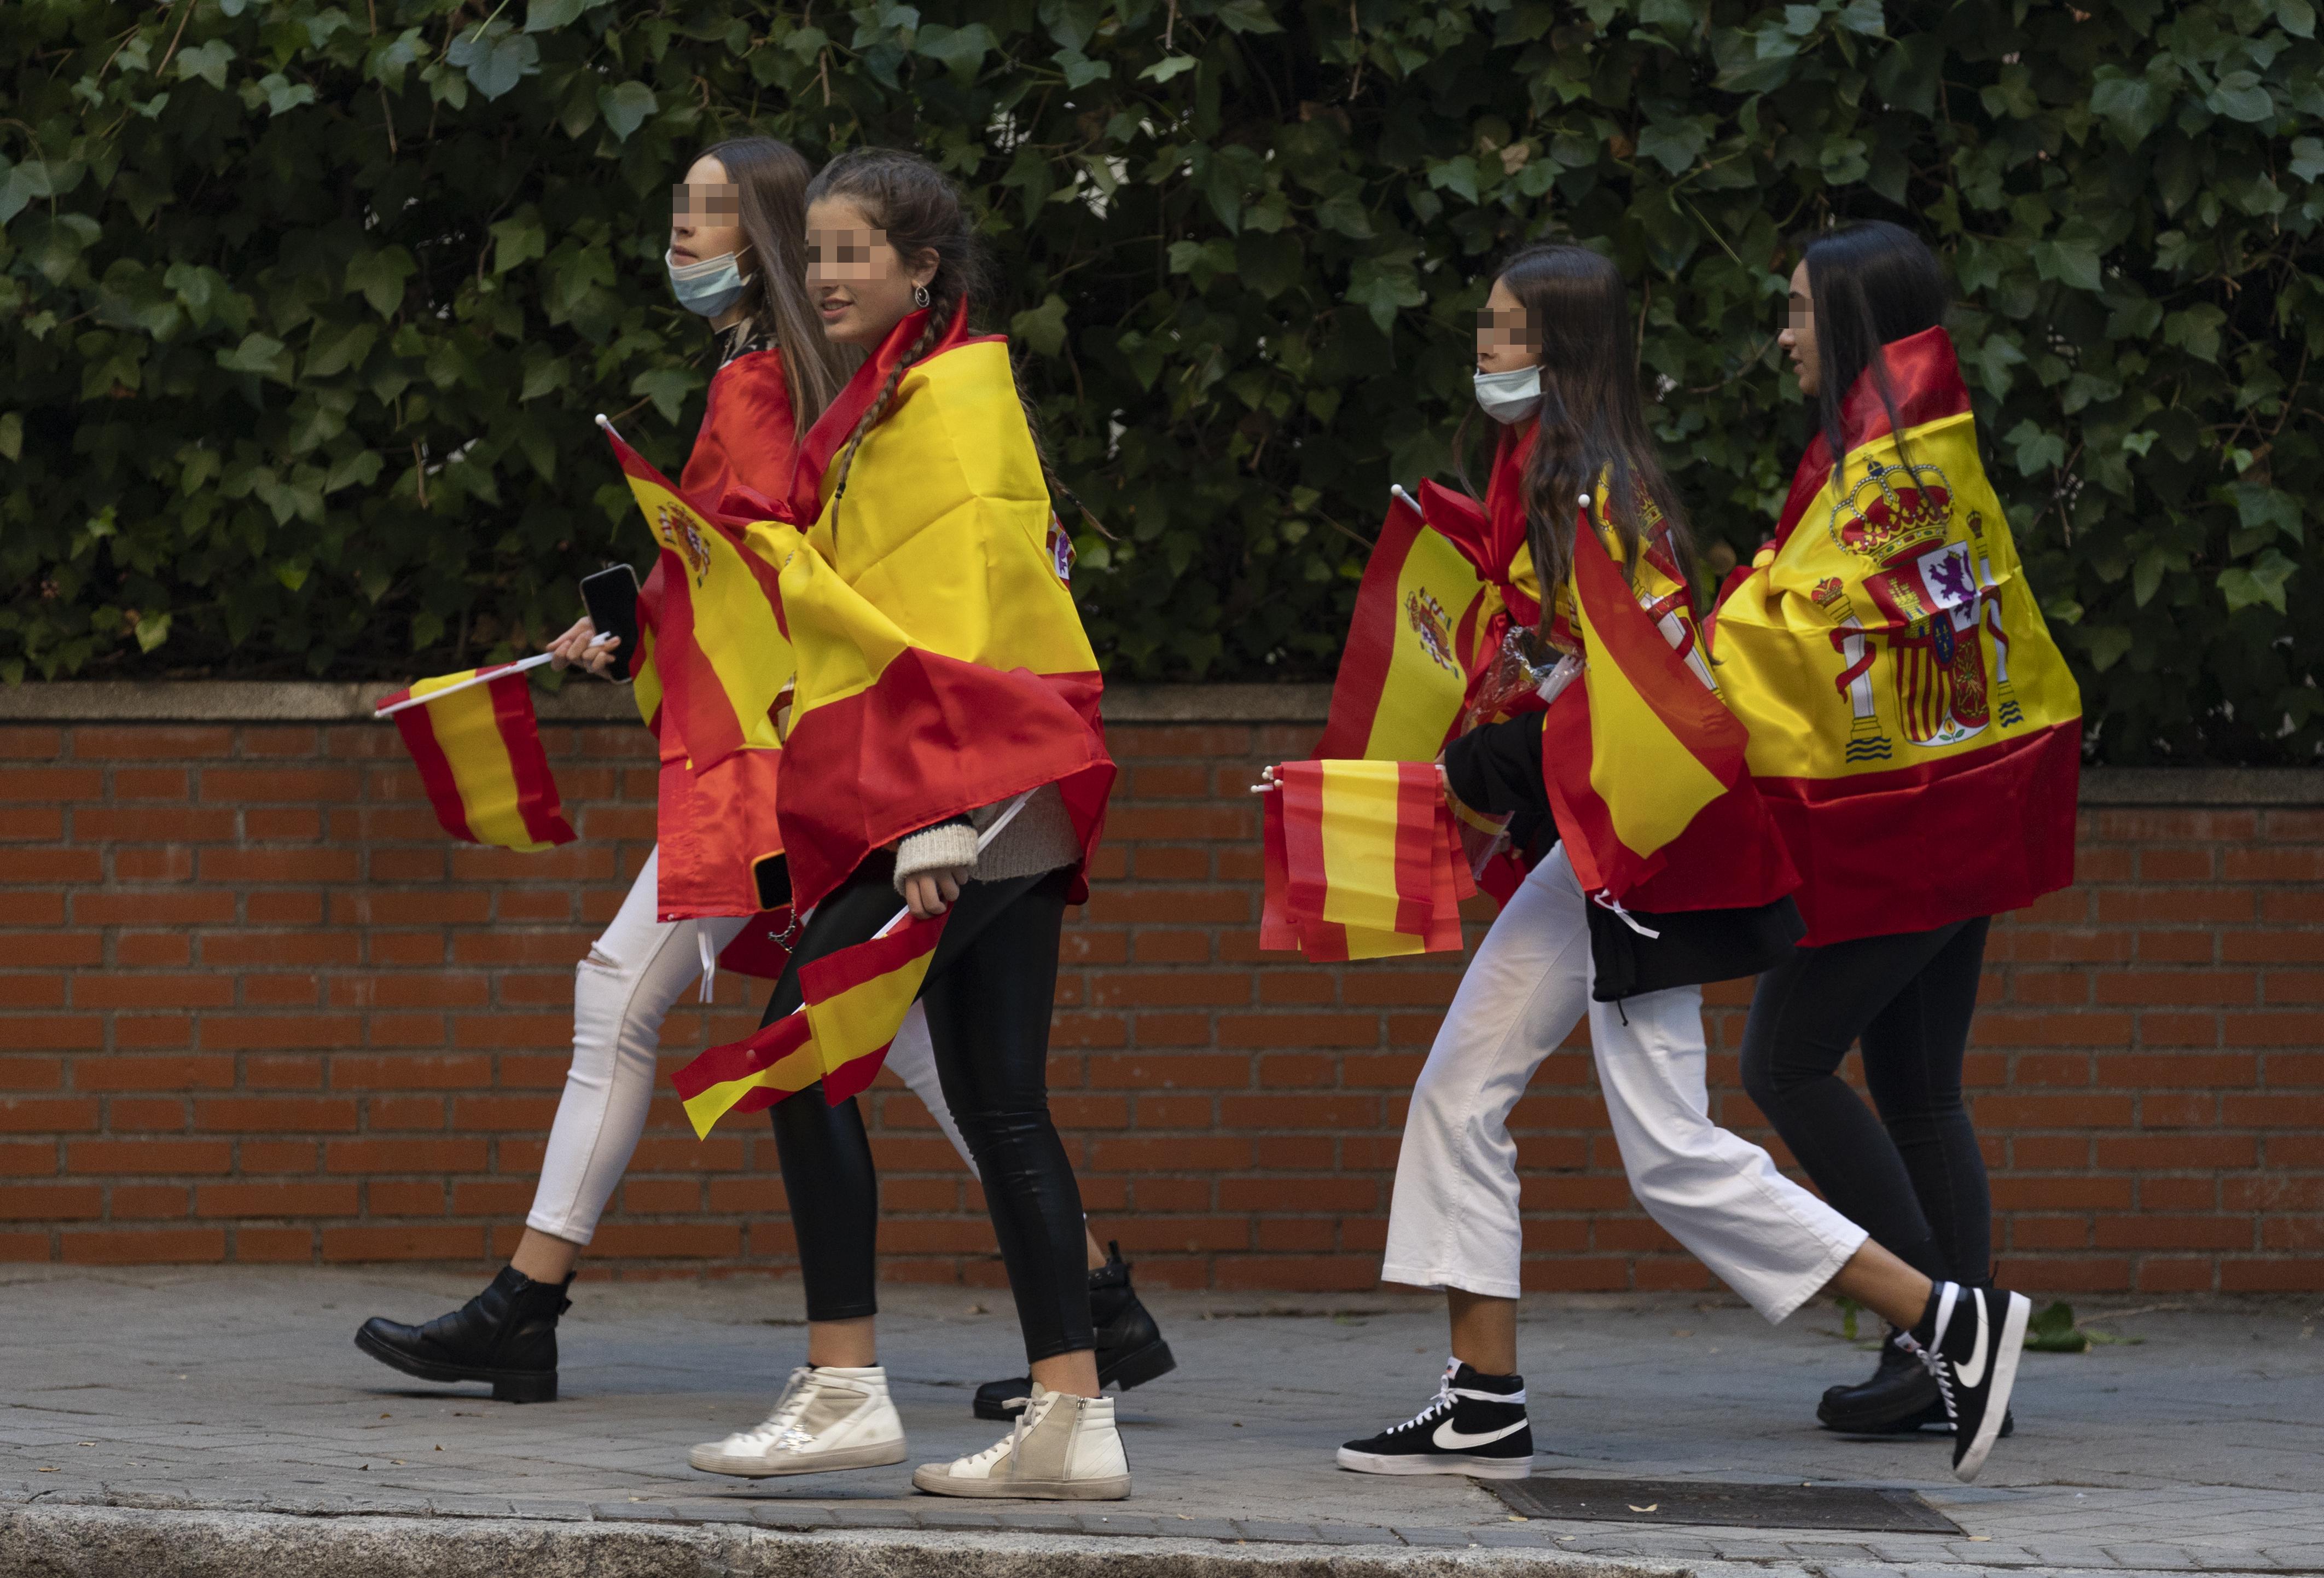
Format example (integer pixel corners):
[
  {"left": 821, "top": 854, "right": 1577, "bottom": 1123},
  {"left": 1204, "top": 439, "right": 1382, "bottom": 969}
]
[
  {"left": 1571, "top": 573, "right": 1725, "bottom": 860},
  {"left": 1364, "top": 526, "right": 1487, "bottom": 763},
  {"left": 677, "top": 1034, "right": 823, "bottom": 1138},
  {"left": 1316, "top": 762, "right": 1411, "bottom": 936},
  {"left": 408, "top": 670, "right": 546, "bottom": 851},
  {"left": 804, "top": 944, "right": 942, "bottom": 1082},
  {"left": 624, "top": 472, "right": 789, "bottom": 752},
  {"left": 631, "top": 619, "right": 663, "bottom": 729}
]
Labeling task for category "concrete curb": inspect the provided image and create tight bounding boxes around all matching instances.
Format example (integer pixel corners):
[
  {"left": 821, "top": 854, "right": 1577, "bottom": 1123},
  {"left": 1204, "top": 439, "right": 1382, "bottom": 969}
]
[{"left": 0, "top": 1506, "right": 1684, "bottom": 1578}]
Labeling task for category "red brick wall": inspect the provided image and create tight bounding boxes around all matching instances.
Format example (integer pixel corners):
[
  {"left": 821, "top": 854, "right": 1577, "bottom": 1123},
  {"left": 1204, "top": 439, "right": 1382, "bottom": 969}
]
[{"left": 2, "top": 696, "right": 2318, "bottom": 1292}]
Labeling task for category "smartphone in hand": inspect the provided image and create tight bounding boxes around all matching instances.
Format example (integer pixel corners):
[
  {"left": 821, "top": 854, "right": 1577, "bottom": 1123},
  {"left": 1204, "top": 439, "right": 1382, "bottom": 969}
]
[{"left": 579, "top": 565, "right": 642, "bottom": 683}]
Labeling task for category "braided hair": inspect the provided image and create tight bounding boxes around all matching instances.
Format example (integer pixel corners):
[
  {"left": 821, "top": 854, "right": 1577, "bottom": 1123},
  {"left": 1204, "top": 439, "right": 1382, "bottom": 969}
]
[{"left": 808, "top": 148, "right": 1093, "bottom": 529}]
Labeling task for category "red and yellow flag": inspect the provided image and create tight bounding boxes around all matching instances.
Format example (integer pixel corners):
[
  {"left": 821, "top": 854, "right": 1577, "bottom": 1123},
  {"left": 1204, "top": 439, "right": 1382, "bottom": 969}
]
[
  {"left": 1711, "top": 327, "right": 2080, "bottom": 943},
  {"left": 1315, "top": 488, "right": 1496, "bottom": 763},
  {"left": 1539, "top": 513, "right": 1750, "bottom": 900},
  {"left": 376, "top": 667, "right": 575, "bottom": 852},
  {"left": 748, "top": 309, "right": 1112, "bottom": 915},
  {"left": 671, "top": 912, "right": 946, "bottom": 1136},
  {"left": 1262, "top": 760, "right": 1472, "bottom": 960}
]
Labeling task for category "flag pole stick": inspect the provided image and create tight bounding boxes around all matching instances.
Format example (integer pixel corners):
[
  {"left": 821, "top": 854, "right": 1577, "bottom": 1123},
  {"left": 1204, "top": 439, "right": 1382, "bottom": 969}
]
[
  {"left": 864, "top": 791, "right": 1036, "bottom": 942},
  {"left": 371, "top": 634, "right": 614, "bottom": 719}
]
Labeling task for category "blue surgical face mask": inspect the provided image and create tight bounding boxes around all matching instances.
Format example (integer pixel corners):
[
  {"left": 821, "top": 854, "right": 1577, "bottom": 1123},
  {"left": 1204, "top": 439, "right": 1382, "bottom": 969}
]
[
  {"left": 1474, "top": 365, "right": 1542, "bottom": 425},
  {"left": 666, "top": 247, "right": 753, "bottom": 318}
]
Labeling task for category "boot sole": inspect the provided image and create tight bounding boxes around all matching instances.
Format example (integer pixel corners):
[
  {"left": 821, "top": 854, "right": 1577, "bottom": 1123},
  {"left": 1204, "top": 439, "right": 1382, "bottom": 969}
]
[
  {"left": 972, "top": 1340, "right": 1182, "bottom": 1422},
  {"left": 1335, "top": 1447, "right": 1533, "bottom": 1480},
  {"left": 352, "top": 1328, "right": 556, "bottom": 1403},
  {"left": 690, "top": 1438, "right": 909, "bottom": 1478},
  {"left": 1954, "top": 1292, "right": 2030, "bottom": 1483},
  {"left": 911, "top": 1465, "right": 1130, "bottom": 1500}
]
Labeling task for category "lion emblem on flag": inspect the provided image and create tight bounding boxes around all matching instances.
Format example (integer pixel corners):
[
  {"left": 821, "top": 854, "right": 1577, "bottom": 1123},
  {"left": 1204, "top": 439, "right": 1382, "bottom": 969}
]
[{"left": 1405, "top": 588, "right": 1456, "bottom": 672}]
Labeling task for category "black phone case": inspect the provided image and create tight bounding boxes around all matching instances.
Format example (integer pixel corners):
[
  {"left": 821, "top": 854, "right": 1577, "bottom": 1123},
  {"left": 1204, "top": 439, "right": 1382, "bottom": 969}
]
[{"left": 579, "top": 565, "right": 642, "bottom": 683}]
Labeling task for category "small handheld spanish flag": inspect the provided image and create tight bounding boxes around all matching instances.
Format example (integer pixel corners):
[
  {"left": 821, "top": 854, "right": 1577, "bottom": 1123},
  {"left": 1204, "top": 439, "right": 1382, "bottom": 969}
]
[
  {"left": 374, "top": 662, "right": 576, "bottom": 852},
  {"left": 1260, "top": 759, "right": 1473, "bottom": 961}
]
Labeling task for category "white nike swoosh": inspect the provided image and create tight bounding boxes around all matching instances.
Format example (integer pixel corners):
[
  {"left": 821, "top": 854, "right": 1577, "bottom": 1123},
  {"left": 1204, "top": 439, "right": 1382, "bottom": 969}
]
[
  {"left": 1433, "top": 1417, "right": 1527, "bottom": 1451},
  {"left": 1954, "top": 1291, "right": 1991, "bottom": 1389}
]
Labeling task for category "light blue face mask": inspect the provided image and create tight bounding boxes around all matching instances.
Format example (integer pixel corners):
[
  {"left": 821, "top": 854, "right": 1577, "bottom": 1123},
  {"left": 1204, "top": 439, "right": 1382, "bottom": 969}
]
[
  {"left": 1473, "top": 365, "right": 1542, "bottom": 424},
  {"left": 666, "top": 247, "right": 753, "bottom": 318}
]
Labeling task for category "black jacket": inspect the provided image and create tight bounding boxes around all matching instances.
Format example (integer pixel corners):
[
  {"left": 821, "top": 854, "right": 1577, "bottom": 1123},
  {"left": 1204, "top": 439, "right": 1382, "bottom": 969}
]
[{"left": 1442, "top": 713, "right": 1803, "bottom": 1002}]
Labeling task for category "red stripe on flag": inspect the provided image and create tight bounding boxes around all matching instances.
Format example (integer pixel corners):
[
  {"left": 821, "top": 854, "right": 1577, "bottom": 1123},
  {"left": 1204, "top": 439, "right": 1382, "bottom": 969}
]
[
  {"left": 1277, "top": 763, "right": 1331, "bottom": 923},
  {"left": 1390, "top": 764, "right": 1441, "bottom": 938},
  {"left": 798, "top": 912, "right": 948, "bottom": 1003},
  {"left": 820, "top": 1035, "right": 900, "bottom": 1105},
  {"left": 671, "top": 1010, "right": 811, "bottom": 1103},
  {"left": 486, "top": 673, "right": 577, "bottom": 848},
  {"left": 1260, "top": 787, "right": 1300, "bottom": 952},
  {"left": 392, "top": 704, "right": 477, "bottom": 845},
  {"left": 1312, "top": 493, "right": 1422, "bottom": 761}
]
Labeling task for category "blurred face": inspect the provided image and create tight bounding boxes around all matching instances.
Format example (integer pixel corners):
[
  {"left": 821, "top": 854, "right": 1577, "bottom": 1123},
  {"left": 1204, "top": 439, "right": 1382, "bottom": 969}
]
[
  {"left": 1475, "top": 277, "right": 1542, "bottom": 373},
  {"left": 670, "top": 154, "right": 747, "bottom": 269},
  {"left": 1780, "top": 259, "right": 1820, "bottom": 397},
  {"left": 804, "top": 195, "right": 938, "bottom": 349}
]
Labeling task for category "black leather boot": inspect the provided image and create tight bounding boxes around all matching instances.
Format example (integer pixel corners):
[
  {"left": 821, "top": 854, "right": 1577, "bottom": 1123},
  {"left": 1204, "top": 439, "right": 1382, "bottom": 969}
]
[
  {"left": 355, "top": 1266, "right": 572, "bottom": 1403},
  {"left": 1819, "top": 1325, "right": 2012, "bottom": 1438},
  {"left": 974, "top": 1241, "right": 1177, "bottom": 1420}
]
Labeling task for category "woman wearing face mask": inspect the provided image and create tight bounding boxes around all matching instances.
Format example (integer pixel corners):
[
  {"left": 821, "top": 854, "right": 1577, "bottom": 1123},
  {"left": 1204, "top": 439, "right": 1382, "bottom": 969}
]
[
  {"left": 352, "top": 137, "right": 984, "bottom": 1404},
  {"left": 1335, "top": 243, "right": 2032, "bottom": 1488},
  {"left": 1720, "top": 221, "right": 2079, "bottom": 1441},
  {"left": 679, "top": 148, "right": 1128, "bottom": 1501}
]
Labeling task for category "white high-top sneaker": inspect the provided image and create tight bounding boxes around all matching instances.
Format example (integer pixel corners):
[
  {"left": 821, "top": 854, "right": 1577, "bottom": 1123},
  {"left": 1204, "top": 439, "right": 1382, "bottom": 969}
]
[
  {"left": 689, "top": 1365, "right": 907, "bottom": 1478},
  {"left": 911, "top": 1382, "right": 1130, "bottom": 1500}
]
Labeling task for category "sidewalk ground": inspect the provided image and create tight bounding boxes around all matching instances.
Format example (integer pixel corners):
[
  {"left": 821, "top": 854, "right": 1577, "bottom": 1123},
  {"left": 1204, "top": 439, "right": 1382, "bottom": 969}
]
[{"left": 2, "top": 1267, "right": 2316, "bottom": 1576}]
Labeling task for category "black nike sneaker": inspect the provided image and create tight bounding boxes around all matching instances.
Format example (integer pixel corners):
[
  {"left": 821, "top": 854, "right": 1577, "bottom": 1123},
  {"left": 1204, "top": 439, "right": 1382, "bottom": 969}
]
[
  {"left": 1821, "top": 1323, "right": 2013, "bottom": 1438},
  {"left": 1336, "top": 1361, "right": 1532, "bottom": 1480},
  {"left": 1898, "top": 1282, "right": 2030, "bottom": 1481}
]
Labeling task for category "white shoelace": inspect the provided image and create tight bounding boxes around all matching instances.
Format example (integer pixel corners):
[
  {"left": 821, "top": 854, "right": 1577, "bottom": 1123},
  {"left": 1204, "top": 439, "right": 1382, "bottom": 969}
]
[
  {"left": 730, "top": 1366, "right": 823, "bottom": 1454},
  {"left": 956, "top": 1391, "right": 1043, "bottom": 1472},
  {"left": 1386, "top": 1361, "right": 1530, "bottom": 1435},
  {"left": 1892, "top": 1328, "right": 1958, "bottom": 1422}
]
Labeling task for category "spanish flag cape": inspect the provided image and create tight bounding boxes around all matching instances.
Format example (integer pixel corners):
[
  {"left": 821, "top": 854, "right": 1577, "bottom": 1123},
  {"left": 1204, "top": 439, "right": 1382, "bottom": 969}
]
[
  {"left": 613, "top": 345, "right": 798, "bottom": 932},
  {"left": 1326, "top": 425, "right": 1792, "bottom": 912},
  {"left": 1711, "top": 328, "right": 2080, "bottom": 945},
  {"left": 748, "top": 303, "right": 1112, "bottom": 914}
]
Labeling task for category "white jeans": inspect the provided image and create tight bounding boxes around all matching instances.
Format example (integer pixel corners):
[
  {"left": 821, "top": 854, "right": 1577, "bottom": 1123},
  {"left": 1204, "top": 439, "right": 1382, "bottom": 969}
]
[
  {"left": 1380, "top": 847, "right": 1866, "bottom": 1322},
  {"left": 525, "top": 847, "right": 975, "bottom": 1244}
]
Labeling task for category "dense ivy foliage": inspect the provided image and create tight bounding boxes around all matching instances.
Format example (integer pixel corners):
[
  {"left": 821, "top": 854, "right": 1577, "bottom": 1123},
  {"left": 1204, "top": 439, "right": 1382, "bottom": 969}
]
[{"left": 7, "top": 0, "right": 2321, "bottom": 761}]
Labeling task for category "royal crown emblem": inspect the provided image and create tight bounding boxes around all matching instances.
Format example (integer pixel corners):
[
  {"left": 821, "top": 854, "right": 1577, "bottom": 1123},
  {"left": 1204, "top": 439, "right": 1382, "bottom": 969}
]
[
  {"left": 1827, "top": 458, "right": 1954, "bottom": 562},
  {"left": 1405, "top": 587, "right": 1456, "bottom": 672}
]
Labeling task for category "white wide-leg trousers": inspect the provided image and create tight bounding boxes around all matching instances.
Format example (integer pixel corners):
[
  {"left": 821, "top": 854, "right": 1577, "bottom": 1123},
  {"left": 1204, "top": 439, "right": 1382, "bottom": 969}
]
[
  {"left": 525, "top": 847, "right": 975, "bottom": 1243},
  {"left": 1380, "top": 847, "right": 1866, "bottom": 1322}
]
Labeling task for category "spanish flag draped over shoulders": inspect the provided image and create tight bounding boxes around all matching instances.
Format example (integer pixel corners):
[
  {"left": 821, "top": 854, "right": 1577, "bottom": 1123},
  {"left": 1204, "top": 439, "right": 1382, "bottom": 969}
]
[
  {"left": 749, "top": 304, "right": 1113, "bottom": 914},
  {"left": 1711, "top": 326, "right": 2080, "bottom": 945}
]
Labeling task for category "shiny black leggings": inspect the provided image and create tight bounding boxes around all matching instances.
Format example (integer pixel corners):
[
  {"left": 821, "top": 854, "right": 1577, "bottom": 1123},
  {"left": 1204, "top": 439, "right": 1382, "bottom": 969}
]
[
  {"left": 761, "top": 858, "right": 1092, "bottom": 1363},
  {"left": 1738, "top": 916, "right": 1994, "bottom": 1286}
]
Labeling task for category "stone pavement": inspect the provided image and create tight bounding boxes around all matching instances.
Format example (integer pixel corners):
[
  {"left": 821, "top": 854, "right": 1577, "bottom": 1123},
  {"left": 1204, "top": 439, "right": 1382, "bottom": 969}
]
[{"left": 1, "top": 1267, "right": 2317, "bottom": 1576}]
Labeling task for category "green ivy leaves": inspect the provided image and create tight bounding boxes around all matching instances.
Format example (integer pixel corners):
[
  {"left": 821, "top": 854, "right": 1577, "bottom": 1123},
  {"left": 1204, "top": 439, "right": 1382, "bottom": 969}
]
[{"left": 5, "top": 0, "right": 2322, "bottom": 761}]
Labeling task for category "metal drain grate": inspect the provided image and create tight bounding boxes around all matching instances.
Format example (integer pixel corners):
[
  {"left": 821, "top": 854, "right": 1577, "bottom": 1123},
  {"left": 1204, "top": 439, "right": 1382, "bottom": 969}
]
[{"left": 1489, "top": 1476, "right": 1962, "bottom": 1534}]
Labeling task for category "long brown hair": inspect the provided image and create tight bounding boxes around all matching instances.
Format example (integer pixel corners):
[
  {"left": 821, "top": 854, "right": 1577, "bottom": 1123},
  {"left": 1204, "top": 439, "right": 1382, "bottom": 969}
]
[
  {"left": 697, "top": 136, "right": 851, "bottom": 437},
  {"left": 807, "top": 148, "right": 1081, "bottom": 523},
  {"left": 1489, "top": 243, "right": 1698, "bottom": 620}
]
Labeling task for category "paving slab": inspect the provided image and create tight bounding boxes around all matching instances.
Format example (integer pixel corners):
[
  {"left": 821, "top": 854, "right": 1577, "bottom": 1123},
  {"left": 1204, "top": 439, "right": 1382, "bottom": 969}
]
[{"left": 1, "top": 1267, "right": 2317, "bottom": 1575}]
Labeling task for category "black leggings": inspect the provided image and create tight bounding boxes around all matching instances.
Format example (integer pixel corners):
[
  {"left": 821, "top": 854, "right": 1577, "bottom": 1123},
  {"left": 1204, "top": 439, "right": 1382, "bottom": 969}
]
[
  {"left": 1738, "top": 916, "right": 1993, "bottom": 1287},
  {"left": 762, "top": 858, "right": 1093, "bottom": 1363}
]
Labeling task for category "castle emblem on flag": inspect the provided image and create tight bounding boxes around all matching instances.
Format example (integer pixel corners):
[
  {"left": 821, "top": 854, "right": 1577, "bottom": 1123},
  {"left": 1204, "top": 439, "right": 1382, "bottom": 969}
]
[
  {"left": 1404, "top": 587, "right": 1456, "bottom": 672},
  {"left": 1820, "top": 458, "right": 2009, "bottom": 750},
  {"left": 655, "top": 501, "right": 713, "bottom": 587}
]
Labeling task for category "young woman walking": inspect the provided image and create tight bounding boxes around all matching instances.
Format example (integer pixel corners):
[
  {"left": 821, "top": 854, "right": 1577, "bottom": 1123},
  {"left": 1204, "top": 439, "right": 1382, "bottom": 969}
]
[
  {"left": 354, "top": 139, "right": 1170, "bottom": 1417},
  {"left": 1337, "top": 243, "right": 2031, "bottom": 1487},
  {"left": 1722, "top": 221, "right": 2081, "bottom": 1436},
  {"left": 681, "top": 148, "right": 1131, "bottom": 1501}
]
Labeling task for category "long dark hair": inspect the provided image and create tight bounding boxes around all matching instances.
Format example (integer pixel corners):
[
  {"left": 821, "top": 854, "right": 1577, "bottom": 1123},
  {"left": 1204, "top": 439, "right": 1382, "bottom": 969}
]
[
  {"left": 1802, "top": 220, "right": 1948, "bottom": 471},
  {"left": 695, "top": 136, "right": 852, "bottom": 437},
  {"left": 807, "top": 147, "right": 1081, "bottom": 529},
  {"left": 1486, "top": 243, "right": 1696, "bottom": 621}
]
